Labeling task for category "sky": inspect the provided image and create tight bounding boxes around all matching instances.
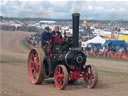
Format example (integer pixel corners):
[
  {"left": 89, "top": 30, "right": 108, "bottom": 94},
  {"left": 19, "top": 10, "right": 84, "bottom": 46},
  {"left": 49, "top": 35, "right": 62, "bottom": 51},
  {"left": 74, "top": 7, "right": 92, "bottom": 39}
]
[{"left": 0, "top": 0, "right": 128, "bottom": 20}]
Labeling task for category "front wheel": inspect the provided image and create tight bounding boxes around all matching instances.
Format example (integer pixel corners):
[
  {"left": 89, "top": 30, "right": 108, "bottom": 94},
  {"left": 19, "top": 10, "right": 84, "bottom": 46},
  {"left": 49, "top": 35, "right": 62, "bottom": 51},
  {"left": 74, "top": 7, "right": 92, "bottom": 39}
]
[
  {"left": 83, "top": 65, "right": 98, "bottom": 88},
  {"left": 54, "top": 65, "right": 68, "bottom": 90}
]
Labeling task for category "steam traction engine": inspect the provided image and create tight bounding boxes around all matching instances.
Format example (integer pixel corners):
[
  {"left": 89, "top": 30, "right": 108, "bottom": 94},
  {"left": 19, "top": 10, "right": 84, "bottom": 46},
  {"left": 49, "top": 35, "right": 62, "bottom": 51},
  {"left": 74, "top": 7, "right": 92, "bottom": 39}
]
[{"left": 27, "top": 13, "right": 98, "bottom": 90}]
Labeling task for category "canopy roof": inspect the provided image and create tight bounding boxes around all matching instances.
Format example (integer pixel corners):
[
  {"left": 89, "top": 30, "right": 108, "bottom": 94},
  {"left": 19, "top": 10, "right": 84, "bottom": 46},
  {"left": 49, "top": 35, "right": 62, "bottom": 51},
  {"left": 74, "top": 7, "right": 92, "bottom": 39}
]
[
  {"left": 103, "top": 40, "right": 125, "bottom": 46},
  {"left": 81, "top": 35, "right": 105, "bottom": 47},
  {"left": 86, "top": 35, "right": 106, "bottom": 44}
]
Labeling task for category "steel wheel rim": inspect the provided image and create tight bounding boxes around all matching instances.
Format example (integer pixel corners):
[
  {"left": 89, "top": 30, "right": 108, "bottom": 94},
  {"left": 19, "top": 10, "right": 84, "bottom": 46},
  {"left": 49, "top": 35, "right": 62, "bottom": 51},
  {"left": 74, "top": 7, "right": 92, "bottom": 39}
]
[
  {"left": 28, "top": 50, "right": 40, "bottom": 84},
  {"left": 55, "top": 66, "right": 64, "bottom": 89},
  {"left": 85, "top": 67, "right": 95, "bottom": 87}
]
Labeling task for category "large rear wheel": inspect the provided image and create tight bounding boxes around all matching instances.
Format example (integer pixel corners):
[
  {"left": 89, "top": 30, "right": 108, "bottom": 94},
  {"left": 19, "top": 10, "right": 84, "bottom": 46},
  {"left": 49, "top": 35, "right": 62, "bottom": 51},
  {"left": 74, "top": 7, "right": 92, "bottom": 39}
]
[
  {"left": 28, "top": 48, "right": 45, "bottom": 84},
  {"left": 84, "top": 65, "right": 98, "bottom": 88},
  {"left": 54, "top": 65, "right": 68, "bottom": 90}
]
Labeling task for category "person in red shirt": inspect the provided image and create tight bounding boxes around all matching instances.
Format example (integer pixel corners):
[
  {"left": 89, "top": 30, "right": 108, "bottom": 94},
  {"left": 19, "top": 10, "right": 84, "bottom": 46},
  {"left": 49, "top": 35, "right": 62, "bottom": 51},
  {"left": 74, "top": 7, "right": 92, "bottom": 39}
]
[{"left": 52, "top": 26, "right": 62, "bottom": 44}]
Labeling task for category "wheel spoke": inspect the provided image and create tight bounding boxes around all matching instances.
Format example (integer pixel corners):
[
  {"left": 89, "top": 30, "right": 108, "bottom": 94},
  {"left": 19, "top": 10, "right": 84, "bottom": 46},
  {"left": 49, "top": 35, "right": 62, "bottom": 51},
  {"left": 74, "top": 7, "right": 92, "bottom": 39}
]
[
  {"left": 35, "top": 61, "right": 39, "bottom": 68},
  {"left": 33, "top": 71, "right": 37, "bottom": 79},
  {"left": 30, "top": 60, "right": 35, "bottom": 64},
  {"left": 31, "top": 64, "right": 35, "bottom": 70},
  {"left": 32, "top": 55, "right": 39, "bottom": 72},
  {"left": 90, "top": 79, "right": 94, "bottom": 85},
  {"left": 59, "top": 80, "right": 63, "bottom": 86},
  {"left": 91, "top": 73, "right": 94, "bottom": 79},
  {"left": 91, "top": 70, "right": 95, "bottom": 79},
  {"left": 58, "top": 74, "right": 64, "bottom": 77},
  {"left": 58, "top": 67, "right": 61, "bottom": 73},
  {"left": 56, "top": 67, "right": 61, "bottom": 76},
  {"left": 31, "top": 54, "right": 35, "bottom": 60}
]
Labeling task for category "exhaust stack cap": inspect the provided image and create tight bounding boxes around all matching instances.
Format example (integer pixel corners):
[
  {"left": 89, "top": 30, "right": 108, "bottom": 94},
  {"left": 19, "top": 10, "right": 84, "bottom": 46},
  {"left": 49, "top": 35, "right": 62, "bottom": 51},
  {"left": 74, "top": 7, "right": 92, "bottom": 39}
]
[{"left": 72, "top": 13, "right": 80, "bottom": 16}]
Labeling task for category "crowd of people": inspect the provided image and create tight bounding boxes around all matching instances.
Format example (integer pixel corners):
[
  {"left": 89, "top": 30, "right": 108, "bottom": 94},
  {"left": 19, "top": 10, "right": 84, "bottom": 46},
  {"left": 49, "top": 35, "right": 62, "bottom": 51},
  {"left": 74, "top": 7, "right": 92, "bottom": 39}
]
[
  {"left": 85, "top": 45, "right": 128, "bottom": 59},
  {"left": 25, "top": 34, "right": 39, "bottom": 47}
]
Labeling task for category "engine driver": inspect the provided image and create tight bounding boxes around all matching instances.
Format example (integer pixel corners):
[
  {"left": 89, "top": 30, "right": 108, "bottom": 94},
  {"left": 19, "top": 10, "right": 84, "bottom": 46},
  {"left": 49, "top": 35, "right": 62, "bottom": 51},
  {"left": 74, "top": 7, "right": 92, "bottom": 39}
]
[{"left": 41, "top": 26, "right": 53, "bottom": 48}]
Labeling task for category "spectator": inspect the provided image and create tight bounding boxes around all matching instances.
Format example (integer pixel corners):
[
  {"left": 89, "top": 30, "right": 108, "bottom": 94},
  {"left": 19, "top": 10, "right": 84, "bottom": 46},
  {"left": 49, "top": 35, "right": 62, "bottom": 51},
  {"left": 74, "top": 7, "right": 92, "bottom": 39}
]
[
  {"left": 118, "top": 47, "right": 125, "bottom": 52},
  {"left": 115, "top": 46, "right": 124, "bottom": 58},
  {"left": 108, "top": 47, "right": 116, "bottom": 58},
  {"left": 93, "top": 46, "right": 98, "bottom": 56},
  {"left": 98, "top": 46, "right": 105, "bottom": 56},
  {"left": 104, "top": 46, "right": 109, "bottom": 57}
]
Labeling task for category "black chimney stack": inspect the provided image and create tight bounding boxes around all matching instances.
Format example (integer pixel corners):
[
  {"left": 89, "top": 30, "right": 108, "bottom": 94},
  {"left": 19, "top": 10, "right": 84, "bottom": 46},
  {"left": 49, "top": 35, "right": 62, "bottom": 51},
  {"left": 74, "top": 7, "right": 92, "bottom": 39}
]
[{"left": 72, "top": 13, "right": 80, "bottom": 47}]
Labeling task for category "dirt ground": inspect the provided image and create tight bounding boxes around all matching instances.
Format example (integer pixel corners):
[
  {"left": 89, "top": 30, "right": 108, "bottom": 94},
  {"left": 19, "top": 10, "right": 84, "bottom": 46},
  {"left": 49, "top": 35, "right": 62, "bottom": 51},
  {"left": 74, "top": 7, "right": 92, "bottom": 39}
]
[{"left": 0, "top": 30, "right": 128, "bottom": 96}]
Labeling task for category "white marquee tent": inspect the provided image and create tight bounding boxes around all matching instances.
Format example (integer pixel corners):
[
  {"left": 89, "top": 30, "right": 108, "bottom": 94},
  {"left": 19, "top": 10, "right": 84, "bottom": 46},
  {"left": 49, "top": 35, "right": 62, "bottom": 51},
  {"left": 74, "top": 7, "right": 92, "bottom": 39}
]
[{"left": 81, "top": 35, "right": 106, "bottom": 47}]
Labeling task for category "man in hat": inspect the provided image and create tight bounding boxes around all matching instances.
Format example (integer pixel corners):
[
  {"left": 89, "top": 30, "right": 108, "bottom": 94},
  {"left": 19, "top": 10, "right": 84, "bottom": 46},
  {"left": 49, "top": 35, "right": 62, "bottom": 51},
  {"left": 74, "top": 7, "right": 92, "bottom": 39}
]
[{"left": 41, "top": 26, "right": 53, "bottom": 47}]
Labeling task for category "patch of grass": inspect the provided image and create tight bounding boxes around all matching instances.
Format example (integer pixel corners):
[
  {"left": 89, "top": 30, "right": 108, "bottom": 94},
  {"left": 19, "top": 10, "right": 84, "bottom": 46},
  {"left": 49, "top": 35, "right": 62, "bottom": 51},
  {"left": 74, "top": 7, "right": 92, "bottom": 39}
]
[
  {"left": 20, "top": 40, "right": 31, "bottom": 50},
  {"left": 87, "top": 56, "right": 128, "bottom": 62},
  {"left": 0, "top": 54, "right": 26, "bottom": 64}
]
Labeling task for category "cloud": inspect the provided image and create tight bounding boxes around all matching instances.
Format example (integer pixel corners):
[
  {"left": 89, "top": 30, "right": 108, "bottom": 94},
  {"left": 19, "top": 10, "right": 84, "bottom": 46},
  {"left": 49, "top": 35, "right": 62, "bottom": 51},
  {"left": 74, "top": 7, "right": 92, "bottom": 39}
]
[
  {"left": 71, "top": 0, "right": 128, "bottom": 20},
  {"left": 72, "top": 0, "right": 85, "bottom": 13},
  {"left": 49, "top": 0, "right": 69, "bottom": 7},
  {"left": 0, "top": 0, "right": 128, "bottom": 20}
]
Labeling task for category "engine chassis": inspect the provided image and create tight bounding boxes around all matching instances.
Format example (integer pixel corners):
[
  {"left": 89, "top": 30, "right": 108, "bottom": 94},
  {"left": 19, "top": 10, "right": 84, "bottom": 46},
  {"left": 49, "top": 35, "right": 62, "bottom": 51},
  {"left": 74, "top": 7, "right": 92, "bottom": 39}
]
[{"left": 27, "top": 46, "right": 98, "bottom": 90}]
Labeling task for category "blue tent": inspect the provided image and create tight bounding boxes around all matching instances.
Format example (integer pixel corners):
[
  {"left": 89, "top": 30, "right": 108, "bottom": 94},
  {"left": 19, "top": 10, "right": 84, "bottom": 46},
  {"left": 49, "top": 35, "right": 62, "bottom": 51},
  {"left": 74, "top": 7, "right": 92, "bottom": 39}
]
[
  {"left": 103, "top": 41, "right": 111, "bottom": 46},
  {"left": 103, "top": 40, "right": 125, "bottom": 47},
  {"left": 88, "top": 43, "right": 102, "bottom": 47},
  {"left": 126, "top": 43, "right": 128, "bottom": 48}
]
